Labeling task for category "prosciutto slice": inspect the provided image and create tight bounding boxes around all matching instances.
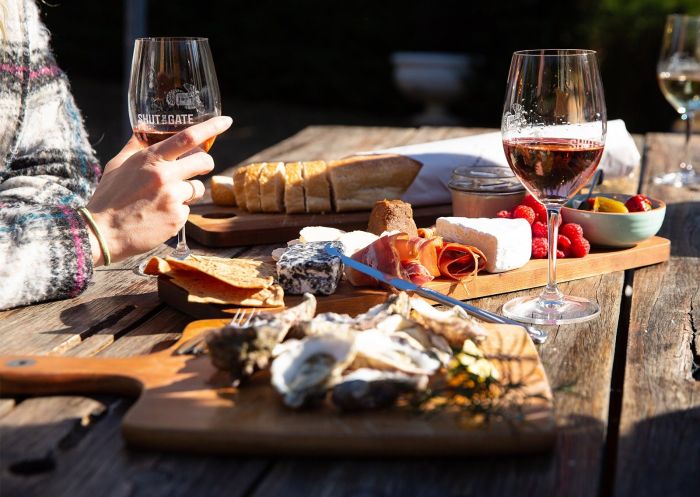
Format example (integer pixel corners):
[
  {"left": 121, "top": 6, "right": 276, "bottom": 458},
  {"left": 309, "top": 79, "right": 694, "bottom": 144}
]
[{"left": 437, "top": 243, "right": 487, "bottom": 280}]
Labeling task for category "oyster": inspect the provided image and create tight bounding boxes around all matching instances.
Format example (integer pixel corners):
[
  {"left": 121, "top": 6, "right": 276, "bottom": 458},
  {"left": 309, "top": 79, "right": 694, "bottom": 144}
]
[
  {"left": 352, "top": 292, "right": 412, "bottom": 329},
  {"left": 409, "top": 298, "right": 487, "bottom": 348},
  {"left": 206, "top": 294, "right": 317, "bottom": 384},
  {"left": 353, "top": 329, "right": 442, "bottom": 375},
  {"left": 292, "top": 312, "right": 356, "bottom": 339},
  {"left": 271, "top": 332, "right": 356, "bottom": 408},
  {"left": 371, "top": 313, "right": 452, "bottom": 367},
  {"left": 331, "top": 368, "right": 428, "bottom": 411}
]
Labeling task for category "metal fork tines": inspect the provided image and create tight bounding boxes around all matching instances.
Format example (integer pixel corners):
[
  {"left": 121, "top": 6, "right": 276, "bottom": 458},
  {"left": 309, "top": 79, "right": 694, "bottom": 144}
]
[{"left": 175, "top": 308, "right": 260, "bottom": 356}]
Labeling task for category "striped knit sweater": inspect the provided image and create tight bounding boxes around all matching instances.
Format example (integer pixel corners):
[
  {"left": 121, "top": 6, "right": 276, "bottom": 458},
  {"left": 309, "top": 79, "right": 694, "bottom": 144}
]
[{"left": 0, "top": 0, "right": 101, "bottom": 310}]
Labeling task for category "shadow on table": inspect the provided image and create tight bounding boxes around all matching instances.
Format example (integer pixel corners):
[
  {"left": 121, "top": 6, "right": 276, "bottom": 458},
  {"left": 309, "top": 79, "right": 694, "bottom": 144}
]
[
  {"left": 612, "top": 405, "right": 700, "bottom": 497},
  {"left": 658, "top": 200, "right": 699, "bottom": 257}
]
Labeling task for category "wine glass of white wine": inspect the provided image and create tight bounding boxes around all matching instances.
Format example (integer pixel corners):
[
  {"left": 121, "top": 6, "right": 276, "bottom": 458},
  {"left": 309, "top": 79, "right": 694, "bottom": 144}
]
[{"left": 656, "top": 14, "right": 700, "bottom": 187}]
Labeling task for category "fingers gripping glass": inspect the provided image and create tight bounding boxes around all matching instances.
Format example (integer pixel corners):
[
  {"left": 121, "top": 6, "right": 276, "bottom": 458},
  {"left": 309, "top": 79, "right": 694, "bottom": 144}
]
[
  {"left": 501, "top": 49, "right": 607, "bottom": 325},
  {"left": 128, "top": 37, "right": 221, "bottom": 267}
]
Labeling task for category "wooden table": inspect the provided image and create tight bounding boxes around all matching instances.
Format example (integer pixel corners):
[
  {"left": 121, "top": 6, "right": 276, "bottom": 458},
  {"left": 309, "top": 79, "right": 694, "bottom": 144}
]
[{"left": 0, "top": 127, "right": 698, "bottom": 497}]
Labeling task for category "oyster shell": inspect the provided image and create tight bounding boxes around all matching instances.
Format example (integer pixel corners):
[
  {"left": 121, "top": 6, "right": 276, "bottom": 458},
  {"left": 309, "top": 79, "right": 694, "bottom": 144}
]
[
  {"left": 292, "top": 312, "right": 356, "bottom": 339},
  {"left": 271, "top": 332, "right": 356, "bottom": 408},
  {"left": 353, "top": 329, "right": 442, "bottom": 375},
  {"left": 409, "top": 298, "right": 487, "bottom": 348},
  {"left": 331, "top": 368, "right": 428, "bottom": 411},
  {"left": 352, "top": 292, "right": 412, "bottom": 329},
  {"left": 206, "top": 294, "right": 317, "bottom": 384},
  {"left": 370, "top": 313, "right": 452, "bottom": 367}
]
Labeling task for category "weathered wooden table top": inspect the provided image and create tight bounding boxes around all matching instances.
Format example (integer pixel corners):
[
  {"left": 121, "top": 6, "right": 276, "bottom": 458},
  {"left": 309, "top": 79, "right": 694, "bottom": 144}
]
[{"left": 0, "top": 127, "right": 697, "bottom": 497}]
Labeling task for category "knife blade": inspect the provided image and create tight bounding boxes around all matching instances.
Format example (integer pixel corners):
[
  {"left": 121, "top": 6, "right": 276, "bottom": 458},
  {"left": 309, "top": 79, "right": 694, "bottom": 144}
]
[{"left": 325, "top": 244, "right": 547, "bottom": 344}]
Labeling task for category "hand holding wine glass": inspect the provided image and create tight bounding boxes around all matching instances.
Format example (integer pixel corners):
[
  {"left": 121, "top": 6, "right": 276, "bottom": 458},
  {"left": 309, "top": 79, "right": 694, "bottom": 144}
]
[
  {"left": 129, "top": 37, "right": 223, "bottom": 261},
  {"left": 656, "top": 14, "right": 700, "bottom": 187},
  {"left": 501, "top": 49, "right": 607, "bottom": 325}
]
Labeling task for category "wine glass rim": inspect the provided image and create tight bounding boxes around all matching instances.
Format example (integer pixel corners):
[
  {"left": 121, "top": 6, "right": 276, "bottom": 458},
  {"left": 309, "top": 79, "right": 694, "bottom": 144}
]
[
  {"left": 513, "top": 49, "right": 597, "bottom": 57},
  {"left": 135, "top": 37, "right": 209, "bottom": 43}
]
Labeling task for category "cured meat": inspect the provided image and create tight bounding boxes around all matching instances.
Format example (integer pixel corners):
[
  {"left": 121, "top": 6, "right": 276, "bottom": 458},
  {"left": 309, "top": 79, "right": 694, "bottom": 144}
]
[
  {"left": 402, "top": 260, "right": 434, "bottom": 285},
  {"left": 348, "top": 234, "right": 404, "bottom": 287},
  {"left": 437, "top": 243, "right": 487, "bottom": 280},
  {"left": 393, "top": 235, "right": 442, "bottom": 277}
]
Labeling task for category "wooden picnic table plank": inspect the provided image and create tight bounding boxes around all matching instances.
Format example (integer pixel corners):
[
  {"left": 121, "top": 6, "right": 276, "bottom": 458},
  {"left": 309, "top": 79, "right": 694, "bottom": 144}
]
[{"left": 613, "top": 133, "right": 700, "bottom": 497}]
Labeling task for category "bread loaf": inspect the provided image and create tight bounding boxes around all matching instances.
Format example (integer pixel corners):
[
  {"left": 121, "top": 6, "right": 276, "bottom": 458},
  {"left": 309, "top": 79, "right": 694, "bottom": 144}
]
[
  {"left": 259, "top": 162, "right": 285, "bottom": 212},
  {"left": 244, "top": 163, "right": 266, "bottom": 213},
  {"left": 284, "top": 161, "right": 305, "bottom": 214},
  {"left": 210, "top": 175, "right": 236, "bottom": 206},
  {"left": 233, "top": 166, "right": 248, "bottom": 210},
  {"left": 367, "top": 199, "right": 418, "bottom": 237},
  {"left": 303, "top": 160, "right": 331, "bottom": 213},
  {"left": 327, "top": 154, "right": 422, "bottom": 212}
]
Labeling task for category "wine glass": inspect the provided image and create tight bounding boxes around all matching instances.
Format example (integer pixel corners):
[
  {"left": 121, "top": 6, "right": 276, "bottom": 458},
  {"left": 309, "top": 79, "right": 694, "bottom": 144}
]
[
  {"left": 128, "top": 37, "right": 222, "bottom": 262},
  {"left": 656, "top": 14, "right": 700, "bottom": 187},
  {"left": 501, "top": 49, "right": 607, "bottom": 325}
]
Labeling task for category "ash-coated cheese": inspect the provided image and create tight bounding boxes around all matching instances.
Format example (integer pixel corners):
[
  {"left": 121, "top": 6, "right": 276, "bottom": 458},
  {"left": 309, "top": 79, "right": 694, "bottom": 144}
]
[
  {"left": 277, "top": 241, "right": 344, "bottom": 295},
  {"left": 436, "top": 217, "right": 531, "bottom": 273}
]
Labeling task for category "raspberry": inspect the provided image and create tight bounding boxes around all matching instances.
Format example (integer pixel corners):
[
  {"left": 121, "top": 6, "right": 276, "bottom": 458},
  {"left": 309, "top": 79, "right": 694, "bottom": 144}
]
[
  {"left": 522, "top": 194, "right": 541, "bottom": 210},
  {"left": 533, "top": 202, "right": 548, "bottom": 223},
  {"left": 512, "top": 205, "right": 536, "bottom": 225},
  {"left": 531, "top": 221, "right": 547, "bottom": 238},
  {"left": 570, "top": 237, "right": 591, "bottom": 258},
  {"left": 557, "top": 235, "right": 572, "bottom": 257},
  {"left": 560, "top": 223, "right": 584, "bottom": 241},
  {"left": 496, "top": 210, "right": 511, "bottom": 219},
  {"left": 556, "top": 249, "right": 566, "bottom": 259},
  {"left": 531, "top": 237, "right": 548, "bottom": 258}
]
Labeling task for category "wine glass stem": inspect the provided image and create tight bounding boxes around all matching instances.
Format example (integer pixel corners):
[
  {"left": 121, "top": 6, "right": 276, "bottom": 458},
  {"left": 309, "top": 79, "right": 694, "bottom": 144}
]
[
  {"left": 541, "top": 206, "right": 564, "bottom": 303},
  {"left": 682, "top": 112, "right": 695, "bottom": 173},
  {"left": 173, "top": 226, "right": 190, "bottom": 259}
]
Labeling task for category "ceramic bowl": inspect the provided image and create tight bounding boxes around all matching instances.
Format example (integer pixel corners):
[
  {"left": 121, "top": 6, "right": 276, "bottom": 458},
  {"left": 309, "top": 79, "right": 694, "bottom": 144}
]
[{"left": 561, "top": 193, "right": 666, "bottom": 248}]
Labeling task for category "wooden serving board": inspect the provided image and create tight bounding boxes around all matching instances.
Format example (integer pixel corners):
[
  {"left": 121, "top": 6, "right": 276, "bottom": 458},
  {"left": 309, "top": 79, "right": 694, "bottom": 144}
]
[
  {"left": 159, "top": 236, "right": 671, "bottom": 319},
  {"left": 0, "top": 320, "right": 555, "bottom": 456},
  {"left": 185, "top": 203, "right": 453, "bottom": 247}
]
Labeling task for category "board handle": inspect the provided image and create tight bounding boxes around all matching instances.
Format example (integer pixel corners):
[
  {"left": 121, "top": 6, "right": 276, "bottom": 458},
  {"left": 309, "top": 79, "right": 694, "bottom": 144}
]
[{"left": 0, "top": 355, "right": 144, "bottom": 397}]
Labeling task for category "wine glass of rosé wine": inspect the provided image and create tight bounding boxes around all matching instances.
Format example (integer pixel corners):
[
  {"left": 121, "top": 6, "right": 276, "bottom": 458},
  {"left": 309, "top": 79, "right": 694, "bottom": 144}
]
[
  {"left": 656, "top": 14, "right": 700, "bottom": 187},
  {"left": 501, "top": 49, "right": 607, "bottom": 325},
  {"left": 128, "top": 37, "right": 221, "bottom": 265}
]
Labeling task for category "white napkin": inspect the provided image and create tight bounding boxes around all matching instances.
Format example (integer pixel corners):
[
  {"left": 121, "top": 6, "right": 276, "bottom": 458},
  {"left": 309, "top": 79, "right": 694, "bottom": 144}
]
[{"left": 360, "top": 119, "right": 640, "bottom": 206}]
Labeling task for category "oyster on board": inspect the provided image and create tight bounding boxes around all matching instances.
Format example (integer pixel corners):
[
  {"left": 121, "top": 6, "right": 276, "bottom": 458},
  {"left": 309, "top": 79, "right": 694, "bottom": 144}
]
[
  {"left": 409, "top": 298, "right": 487, "bottom": 348},
  {"left": 272, "top": 332, "right": 356, "bottom": 408},
  {"left": 352, "top": 292, "right": 412, "bottom": 330},
  {"left": 353, "top": 329, "right": 442, "bottom": 375},
  {"left": 206, "top": 294, "right": 316, "bottom": 385},
  {"left": 331, "top": 368, "right": 428, "bottom": 411}
]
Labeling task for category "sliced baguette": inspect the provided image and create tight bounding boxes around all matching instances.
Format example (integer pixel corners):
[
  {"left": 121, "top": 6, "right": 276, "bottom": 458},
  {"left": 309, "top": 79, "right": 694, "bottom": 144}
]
[
  {"left": 303, "top": 160, "right": 331, "bottom": 213},
  {"left": 259, "top": 161, "right": 286, "bottom": 212},
  {"left": 233, "top": 166, "right": 248, "bottom": 210},
  {"left": 284, "top": 161, "right": 305, "bottom": 214},
  {"left": 327, "top": 154, "right": 422, "bottom": 212},
  {"left": 243, "top": 162, "right": 266, "bottom": 213},
  {"left": 210, "top": 175, "right": 236, "bottom": 206}
]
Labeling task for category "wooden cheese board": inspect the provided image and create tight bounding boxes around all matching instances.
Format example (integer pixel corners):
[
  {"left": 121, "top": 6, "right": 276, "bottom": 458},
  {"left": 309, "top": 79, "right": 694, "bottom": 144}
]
[
  {"left": 185, "top": 203, "right": 453, "bottom": 247},
  {"left": 159, "top": 236, "right": 671, "bottom": 319},
  {"left": 0, "top": 319, "right": 555, "bottom": 456}
]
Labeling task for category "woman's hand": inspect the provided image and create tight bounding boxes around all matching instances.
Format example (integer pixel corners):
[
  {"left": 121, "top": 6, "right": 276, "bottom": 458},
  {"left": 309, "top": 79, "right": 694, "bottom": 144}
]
[{"left": 84, "top": 116, "right": 233, "bottom": 265}]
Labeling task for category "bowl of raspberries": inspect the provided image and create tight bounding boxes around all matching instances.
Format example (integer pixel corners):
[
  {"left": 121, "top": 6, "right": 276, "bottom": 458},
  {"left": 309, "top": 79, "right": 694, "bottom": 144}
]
[{"left": 497, "top": 194, "right": 592, "bottom": 259}]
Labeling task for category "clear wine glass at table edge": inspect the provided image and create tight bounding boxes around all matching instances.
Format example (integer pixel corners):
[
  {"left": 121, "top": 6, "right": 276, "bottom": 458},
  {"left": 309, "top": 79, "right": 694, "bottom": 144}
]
[
  {"left": 128, "top": 37, "right": 222, "bottom": 267},
  {"left": 656, "top": 14, "right": 700, "bottom": 187},
  {"left": 501, "top": 49, "right": 607, "bottom": 325}
]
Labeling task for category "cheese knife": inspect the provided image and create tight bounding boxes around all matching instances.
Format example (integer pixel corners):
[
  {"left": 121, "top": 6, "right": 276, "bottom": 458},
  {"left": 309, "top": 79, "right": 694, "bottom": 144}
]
[{"left": 325, "top": 245, "right": 547, "bottom": 344}]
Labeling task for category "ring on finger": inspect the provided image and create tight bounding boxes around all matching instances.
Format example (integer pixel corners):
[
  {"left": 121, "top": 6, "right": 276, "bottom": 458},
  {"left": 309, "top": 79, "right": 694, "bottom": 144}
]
[{"left": 185, "top": 179, "right": 197, "bottom": 203}]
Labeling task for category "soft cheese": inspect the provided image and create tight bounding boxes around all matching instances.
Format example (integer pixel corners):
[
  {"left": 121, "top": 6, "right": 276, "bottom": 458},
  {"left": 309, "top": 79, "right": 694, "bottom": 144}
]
[
  {"left": 277, "top": 241, "right": 344, "bottom": 295},
  {"left": 436, "top": 217, "right": 531, "bottom": 273}
]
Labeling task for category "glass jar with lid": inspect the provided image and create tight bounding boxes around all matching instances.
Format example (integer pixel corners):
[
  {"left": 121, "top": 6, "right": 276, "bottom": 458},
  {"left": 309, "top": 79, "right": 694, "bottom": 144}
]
[{"left": 448, "top": 165, "right": 525, "bottom": 218}]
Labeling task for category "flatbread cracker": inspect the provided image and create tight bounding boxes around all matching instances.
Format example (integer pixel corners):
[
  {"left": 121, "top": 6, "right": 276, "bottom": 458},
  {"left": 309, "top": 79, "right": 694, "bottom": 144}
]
[
  {"left": 169, "top": 270, "right": 284, "bottom": 307},
  {"left": 164, "top": 255, "right": 276, "bottom": 289}
]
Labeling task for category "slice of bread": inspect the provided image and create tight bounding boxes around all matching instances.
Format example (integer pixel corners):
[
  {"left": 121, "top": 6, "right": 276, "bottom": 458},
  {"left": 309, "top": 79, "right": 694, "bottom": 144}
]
[
  {"left": 244, "top": 162, "right": 266, "bottom": 213},
  {"left": 211, "top": 175, "right": 236, "bottom": 206},
  {"left": 284, "top": 161, "right": 305, "bottom": 214},
  {"left": 327, "top": 154, "right": 422, "bottom": 212},
  {"left": 303, "top": 160, "right": 331, "bottom": 213},
  {"left": 233, "top": 166, "right": 248, "bottom": 210},
  {"left": 259, "top": 161, "right": 286, "bottom": 212}
]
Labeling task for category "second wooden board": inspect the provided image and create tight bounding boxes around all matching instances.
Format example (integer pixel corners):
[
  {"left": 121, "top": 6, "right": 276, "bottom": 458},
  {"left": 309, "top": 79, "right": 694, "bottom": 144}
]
[
  {"left": 158, "top": 236, "right": 671, "bottom": 319},
  {"left": 185, "top": 203, "right": 453, "bottom": 247}
]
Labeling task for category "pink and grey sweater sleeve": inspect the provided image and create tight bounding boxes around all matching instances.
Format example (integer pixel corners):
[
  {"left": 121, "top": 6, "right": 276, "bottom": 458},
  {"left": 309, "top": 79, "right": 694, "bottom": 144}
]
[{"left": 0, "top": 0, "right": 102, "bottom": 310}]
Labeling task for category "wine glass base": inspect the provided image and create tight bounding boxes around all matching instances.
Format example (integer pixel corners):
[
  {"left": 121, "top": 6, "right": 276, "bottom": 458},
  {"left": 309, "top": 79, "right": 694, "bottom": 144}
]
[
  {"left": 653, "top": 171, "right": 700, "bottom": 188},
  {"left": 170, "top": 245, "right": 191, "bottom": 260},
  {"left": 134, "top": 259, "right": 156, "bottom": 277},
  {"left": 502, "top": 294, "right": 600, "bottom": 325}
]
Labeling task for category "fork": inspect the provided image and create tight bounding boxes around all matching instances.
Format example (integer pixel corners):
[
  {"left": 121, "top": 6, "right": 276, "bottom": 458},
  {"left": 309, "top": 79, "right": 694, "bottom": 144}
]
[{"left": 175, "top": 308, "right": 260, "bottom": 356}]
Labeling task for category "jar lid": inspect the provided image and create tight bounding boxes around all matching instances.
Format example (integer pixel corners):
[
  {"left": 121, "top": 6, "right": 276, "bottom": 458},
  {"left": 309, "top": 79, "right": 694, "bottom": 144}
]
[{"left": 448, "top": 165, "right": 525, "bottom": 193}]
